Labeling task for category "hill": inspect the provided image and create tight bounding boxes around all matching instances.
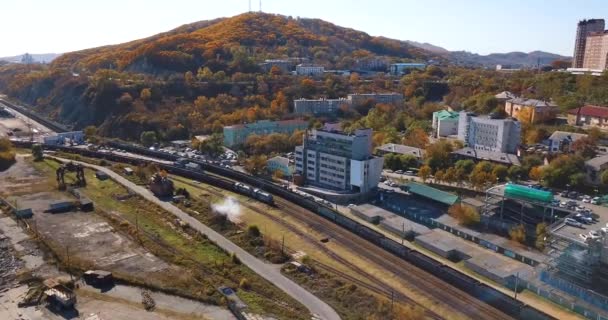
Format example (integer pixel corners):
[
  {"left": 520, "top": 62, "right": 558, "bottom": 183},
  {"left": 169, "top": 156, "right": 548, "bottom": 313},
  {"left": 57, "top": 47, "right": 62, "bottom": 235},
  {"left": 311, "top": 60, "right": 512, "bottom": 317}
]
[
  {"left": 0, "top": 53, "right": 60, "bottom": 64},
  {"left": 0, "top": 12, "right": 438, "bottom": 139},
  {"left": 50, "top": 12, "right": 434, "bottom": 75},
  {"left": 404, "top": 41, "right": 570, "bottom": 67}
]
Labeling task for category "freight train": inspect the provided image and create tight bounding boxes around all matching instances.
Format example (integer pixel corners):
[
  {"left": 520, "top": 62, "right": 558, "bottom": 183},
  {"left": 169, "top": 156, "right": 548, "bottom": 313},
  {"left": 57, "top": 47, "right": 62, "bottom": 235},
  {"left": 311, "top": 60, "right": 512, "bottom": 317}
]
[{"left": 234, "top": 182, "right": 274, "bottom": 205}]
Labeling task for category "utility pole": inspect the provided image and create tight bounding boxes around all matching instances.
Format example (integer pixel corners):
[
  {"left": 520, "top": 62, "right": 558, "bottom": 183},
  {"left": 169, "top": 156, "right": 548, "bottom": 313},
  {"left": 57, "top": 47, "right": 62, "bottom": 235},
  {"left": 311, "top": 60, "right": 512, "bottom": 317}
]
[
  {"left": 66, "top": 245, "right": 73, "bottom": 282},
  {"left": 259, "top": 0, "right": 262, "bottom": 12},
  {"left": 514, "top": 272, "right": 520, "bottom": 300}
]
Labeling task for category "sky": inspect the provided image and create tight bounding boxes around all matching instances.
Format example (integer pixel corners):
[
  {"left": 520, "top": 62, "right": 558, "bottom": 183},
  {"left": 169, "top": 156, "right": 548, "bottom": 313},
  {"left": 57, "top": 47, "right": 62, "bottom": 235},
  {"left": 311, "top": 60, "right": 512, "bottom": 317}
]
[{"left": 1, "top": 0, "right": 608, "bottom": 57}]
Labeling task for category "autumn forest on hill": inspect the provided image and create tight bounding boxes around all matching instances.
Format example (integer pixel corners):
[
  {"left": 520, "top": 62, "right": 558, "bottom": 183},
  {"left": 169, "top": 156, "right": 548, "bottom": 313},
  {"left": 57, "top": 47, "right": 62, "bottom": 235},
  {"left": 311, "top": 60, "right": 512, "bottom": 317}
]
[{"left": 1, "top": 12, "right": 608, "bottom": 149}]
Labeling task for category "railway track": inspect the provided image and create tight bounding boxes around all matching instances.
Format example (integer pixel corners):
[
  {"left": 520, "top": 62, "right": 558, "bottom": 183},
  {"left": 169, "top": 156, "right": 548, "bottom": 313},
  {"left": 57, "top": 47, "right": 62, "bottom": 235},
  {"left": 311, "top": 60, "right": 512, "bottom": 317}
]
[
  {"left": 172, "top": 176, "right": 444, "bottom": 320},
  {"left": 275, "top": 198, "right": 513, "bottom": 320}
]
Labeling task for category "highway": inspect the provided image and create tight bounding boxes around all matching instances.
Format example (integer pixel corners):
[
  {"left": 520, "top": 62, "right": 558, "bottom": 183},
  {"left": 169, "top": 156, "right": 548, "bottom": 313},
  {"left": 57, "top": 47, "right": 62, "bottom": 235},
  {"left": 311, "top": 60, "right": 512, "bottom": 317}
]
[{"left": 51, "top": 156, "right": 342, "bottom": 320}]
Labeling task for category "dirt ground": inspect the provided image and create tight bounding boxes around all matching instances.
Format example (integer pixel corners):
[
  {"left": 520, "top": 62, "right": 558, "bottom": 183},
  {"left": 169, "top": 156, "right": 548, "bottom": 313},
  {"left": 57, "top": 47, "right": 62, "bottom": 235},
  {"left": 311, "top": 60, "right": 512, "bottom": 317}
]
[
  {"left": 0, "top": 106, "right": 54, "bottom": 142},
  {"left": 0, "top": 155, "right": 237, "bottom": 320}
]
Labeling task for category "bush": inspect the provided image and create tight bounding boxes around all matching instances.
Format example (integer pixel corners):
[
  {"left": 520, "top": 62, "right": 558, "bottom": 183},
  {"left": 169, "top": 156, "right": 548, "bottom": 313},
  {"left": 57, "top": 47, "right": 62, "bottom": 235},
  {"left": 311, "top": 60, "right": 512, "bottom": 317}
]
[
  {"left": 448, "top": 204, "right": 480, "bottom": 226},
  {"left": 247, "top": 225, "right": 261, "bottom": 238},
  {"left": 0, "top": 138, "right": 16, "bottom": 171},
  {"left": 509, "top": 224, "right": 526, "bottom": 244},
  {"left": 231, "top": 252, "right": 240, "bottom": 265},
  {"left": 31, "top": 144, "right": 43, "bottom": 161},
  {"left": 239, "top": 278, "right": 250, "bottom": 290}
]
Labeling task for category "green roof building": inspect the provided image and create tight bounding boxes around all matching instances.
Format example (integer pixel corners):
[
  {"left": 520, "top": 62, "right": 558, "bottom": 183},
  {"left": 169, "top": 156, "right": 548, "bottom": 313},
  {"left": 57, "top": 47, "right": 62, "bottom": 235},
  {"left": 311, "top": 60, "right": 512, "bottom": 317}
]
[{"left": 432, "top": 110, "right": 460, "bottom": 138}]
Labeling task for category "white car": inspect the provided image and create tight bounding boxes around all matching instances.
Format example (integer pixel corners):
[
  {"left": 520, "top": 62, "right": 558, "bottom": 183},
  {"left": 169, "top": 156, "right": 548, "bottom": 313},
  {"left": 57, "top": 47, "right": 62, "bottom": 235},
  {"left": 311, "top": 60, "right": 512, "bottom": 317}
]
[
  {"left": 582, "top": 198, "right": 591, "bottom": 203},
  {"left": 580, "top": 234, "right": 589, "bottom": 241},
  {"left": 589, "top": 231, "right": 601, "bottom": 239}
]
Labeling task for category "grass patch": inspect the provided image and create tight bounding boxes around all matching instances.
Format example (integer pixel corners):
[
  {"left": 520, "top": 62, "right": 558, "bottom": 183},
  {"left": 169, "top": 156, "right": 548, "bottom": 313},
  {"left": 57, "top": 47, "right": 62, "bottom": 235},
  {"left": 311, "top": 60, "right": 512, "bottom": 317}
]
[{"left": 28, "top": 157, "right": 308, "bottom": 320}]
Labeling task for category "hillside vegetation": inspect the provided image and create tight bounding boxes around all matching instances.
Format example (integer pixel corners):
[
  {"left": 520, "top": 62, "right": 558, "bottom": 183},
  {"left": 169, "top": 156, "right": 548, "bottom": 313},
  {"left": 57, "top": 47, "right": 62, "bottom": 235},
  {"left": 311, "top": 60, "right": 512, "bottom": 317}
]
[{"left": 0, "top": 12, "right": 607, "bottom": 147}]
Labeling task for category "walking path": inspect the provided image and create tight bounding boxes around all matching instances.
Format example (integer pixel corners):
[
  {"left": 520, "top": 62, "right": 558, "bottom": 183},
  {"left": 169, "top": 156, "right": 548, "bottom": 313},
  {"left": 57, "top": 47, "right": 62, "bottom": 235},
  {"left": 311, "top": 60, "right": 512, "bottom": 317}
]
[{"left": 53, "top": 157, "right": 340, "bottom": 320}]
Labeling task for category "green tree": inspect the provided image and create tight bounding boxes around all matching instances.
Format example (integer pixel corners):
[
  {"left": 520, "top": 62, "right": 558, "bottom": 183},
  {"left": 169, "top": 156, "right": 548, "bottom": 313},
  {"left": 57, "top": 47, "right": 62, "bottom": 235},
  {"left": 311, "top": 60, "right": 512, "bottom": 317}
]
[
  {"left": 535, "top": 222, "right": 548, "bottom": 251},
  {"left": 601, "top": 170, "right": 608, "bottom": 186},
  {"left": 140, "top": 131, "right": 157, "bottom": 147},
  {"left": 508, "top": 165, "right": 525, "bottom": 181},
  {"left": 31, "top": 144, "right": 43, "bottom": 161},
  {"left": 424, "top": 140, "right": 454, "bottom": 171},
  {"left": 244, "top": 155, "right": 267, "bottom": 176},
  {"left": 455, "top": 159, "right": 475, "bottom": 175},
  {"left": 198, "top": 134, "right": 224, "bottom": 157}
]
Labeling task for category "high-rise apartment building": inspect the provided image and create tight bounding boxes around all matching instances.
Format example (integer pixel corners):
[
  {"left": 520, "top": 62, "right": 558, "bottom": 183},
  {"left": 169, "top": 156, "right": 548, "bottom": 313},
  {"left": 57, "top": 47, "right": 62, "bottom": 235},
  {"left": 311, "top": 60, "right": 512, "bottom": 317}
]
[
  {"left": 294, "top": 127, "right": 383, "bottom": 193},
  {"left": 573, "top": 19, "right": 605, "bottom": 68},
  {"left": 583, "top": 31, "right": 608, "bottom": 70}
]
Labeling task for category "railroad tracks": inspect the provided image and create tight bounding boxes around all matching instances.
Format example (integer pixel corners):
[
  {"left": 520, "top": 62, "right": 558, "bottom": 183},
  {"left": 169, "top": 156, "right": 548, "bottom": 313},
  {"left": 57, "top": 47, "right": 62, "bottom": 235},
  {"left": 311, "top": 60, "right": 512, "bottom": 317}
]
[
  {"left": 172, "top": 176, "right": 444, "bottom": 319},
  {"left": 275, "top": 198, "right": 513, "bottom": 320}
]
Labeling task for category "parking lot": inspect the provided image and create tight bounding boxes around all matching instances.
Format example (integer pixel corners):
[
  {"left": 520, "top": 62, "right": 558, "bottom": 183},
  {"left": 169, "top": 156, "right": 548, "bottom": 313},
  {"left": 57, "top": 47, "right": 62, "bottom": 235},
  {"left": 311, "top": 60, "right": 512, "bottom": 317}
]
[{"left": 551, "top": 191, "right": 608, "bottom": 245}]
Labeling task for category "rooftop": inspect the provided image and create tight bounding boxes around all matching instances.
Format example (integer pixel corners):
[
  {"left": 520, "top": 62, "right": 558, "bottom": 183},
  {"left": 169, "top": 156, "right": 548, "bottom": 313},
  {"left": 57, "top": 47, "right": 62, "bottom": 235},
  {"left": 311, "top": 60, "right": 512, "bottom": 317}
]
[
  {"left": 452, "top": 147, "right": 521, "bottom": 166},
  {"left": 224, "top": 119, "right": 308, "bottom": 130},
  {"left": 495, "top": 91, "right": 517, "bottom": 100},
  {"left": 548, "top": 131, "right": 588, "bottom": 142},
  {"left": 585, "top": 154, "right": 608, "bottom": 170},
  {"left": 267, "top": 156, "right": 289, "bottom": 166},
  {"left": 376, "top": 143, "right": 425, "bottom": 158},
  {"left": 508, "top": 97, "right": 556, "bottom": 108},
  {"left": 568, "top": 105, "right": 608, "bottom": 118},
  {"left": 433, "top": 109, "right": 459, "bottom": 120},
  {"left": 402, "top": 182, "right": 459, "bottom": 206}
]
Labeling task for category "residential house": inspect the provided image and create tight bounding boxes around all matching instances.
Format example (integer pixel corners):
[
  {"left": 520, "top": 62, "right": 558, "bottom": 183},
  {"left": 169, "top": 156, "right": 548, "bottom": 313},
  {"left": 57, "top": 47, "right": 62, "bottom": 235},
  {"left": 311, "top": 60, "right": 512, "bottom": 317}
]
[
  {"left": 547, "top": 131, "right": 588, "bottom": 153},
  {"left": 568, "top": 105, "right": 608, "bottom": 129},
  {"left": 504, "top": 98, "right": 557, "bottom": 124}
]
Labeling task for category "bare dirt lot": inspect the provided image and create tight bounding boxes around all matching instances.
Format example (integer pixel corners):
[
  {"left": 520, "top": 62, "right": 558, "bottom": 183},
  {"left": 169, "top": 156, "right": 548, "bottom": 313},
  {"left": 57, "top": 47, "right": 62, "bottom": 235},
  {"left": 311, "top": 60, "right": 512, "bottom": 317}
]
[{"left": 0, "top": 155, "right": 238, "bottom": 320}]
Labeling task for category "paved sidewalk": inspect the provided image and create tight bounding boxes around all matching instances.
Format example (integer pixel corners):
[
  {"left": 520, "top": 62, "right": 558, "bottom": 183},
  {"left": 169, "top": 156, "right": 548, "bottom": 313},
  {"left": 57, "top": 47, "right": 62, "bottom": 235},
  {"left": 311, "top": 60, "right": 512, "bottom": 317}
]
[{"left": 53, "top": 157, "right": 341, "bottom": 320}]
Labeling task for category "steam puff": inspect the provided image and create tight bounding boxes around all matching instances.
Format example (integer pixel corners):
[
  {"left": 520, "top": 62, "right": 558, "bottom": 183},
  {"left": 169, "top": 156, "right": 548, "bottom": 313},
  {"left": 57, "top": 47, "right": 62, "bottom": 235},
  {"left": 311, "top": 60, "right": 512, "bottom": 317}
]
[{"left": 212, "top": 197, "right": 242, "bottom": 223}]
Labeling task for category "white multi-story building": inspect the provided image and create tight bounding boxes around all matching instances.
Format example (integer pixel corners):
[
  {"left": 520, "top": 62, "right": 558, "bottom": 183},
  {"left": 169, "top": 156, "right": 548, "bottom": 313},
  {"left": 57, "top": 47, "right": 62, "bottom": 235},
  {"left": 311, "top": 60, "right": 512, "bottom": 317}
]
[
  {"left": 295, "top": 127, "right": 383, "bottom": 193},
  {"left": 432, "top": 110, "right": 460, "bottom": 138},
  {"left": 457, "top": 112, "right": 521, "bottom": 153},
  {"left": 295, "top": 64, "right": 325, "bottom": 76}
]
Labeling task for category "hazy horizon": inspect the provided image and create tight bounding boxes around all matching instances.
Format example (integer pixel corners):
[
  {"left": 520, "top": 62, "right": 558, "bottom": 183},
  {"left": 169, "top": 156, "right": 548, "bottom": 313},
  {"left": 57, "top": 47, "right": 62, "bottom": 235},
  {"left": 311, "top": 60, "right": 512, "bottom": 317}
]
[{"left": 2, "top": 0, "right": 608, "bottom": 57}]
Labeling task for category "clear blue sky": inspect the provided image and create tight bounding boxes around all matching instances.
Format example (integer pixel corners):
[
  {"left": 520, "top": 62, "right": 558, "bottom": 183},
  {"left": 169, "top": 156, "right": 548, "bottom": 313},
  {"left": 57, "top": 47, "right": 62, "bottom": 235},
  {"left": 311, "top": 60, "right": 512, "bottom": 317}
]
[{"left": 2, "top": 0, "right": 607, "bottom": 57}]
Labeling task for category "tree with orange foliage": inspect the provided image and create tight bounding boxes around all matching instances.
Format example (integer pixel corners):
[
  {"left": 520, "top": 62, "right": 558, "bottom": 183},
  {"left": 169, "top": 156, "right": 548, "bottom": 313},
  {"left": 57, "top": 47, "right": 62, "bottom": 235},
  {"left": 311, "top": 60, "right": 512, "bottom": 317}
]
[
  {"left": 270, "top": 91, "right": 289, "bottom": 115},
  {"left": 529, "top": 166, "right": 543, "bottom": 181},
  {"left": 402, "top": 127, "right": 429, "bottom": 149},
  {"left": 269, "top": 65, "right": 282, "bottom": 76}
]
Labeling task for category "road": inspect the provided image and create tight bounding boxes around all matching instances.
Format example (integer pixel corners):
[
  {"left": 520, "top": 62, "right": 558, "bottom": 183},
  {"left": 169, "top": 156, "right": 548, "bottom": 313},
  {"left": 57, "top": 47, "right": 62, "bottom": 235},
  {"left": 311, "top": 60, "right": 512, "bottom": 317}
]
[
  {"left": 0, "top": 99, "right": 55, "bottom": 142},
  {"left": 52, "top": 157, "right": 341, "bottom": 320}
]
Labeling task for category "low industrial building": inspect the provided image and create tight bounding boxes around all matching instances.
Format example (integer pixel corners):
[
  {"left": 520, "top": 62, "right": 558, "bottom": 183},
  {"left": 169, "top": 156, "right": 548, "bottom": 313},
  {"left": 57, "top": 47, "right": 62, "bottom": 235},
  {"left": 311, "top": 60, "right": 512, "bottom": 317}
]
[
  {"left": 585, "top": 154, "right": 608, "bottom": 185},
  {"left": 452, "top": 147, "right": 521, "bottom": 166},
  {"left": 375, "top": 143, "right": 425, "bottom": 164},
  {"left": 349, "top": 204, "right": 395, "bottom": 223},
  {"left": 43, "top": 131, "right": 85, "bottom": 145}
]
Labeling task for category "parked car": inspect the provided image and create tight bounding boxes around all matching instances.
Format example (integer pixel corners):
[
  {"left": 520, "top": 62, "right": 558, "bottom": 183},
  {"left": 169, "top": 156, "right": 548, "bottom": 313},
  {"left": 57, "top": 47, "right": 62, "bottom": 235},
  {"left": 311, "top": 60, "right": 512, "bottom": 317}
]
[
  {"left": 580, "top": 234, "right": 589, "bottom": 241},
  {"left": 567, "top": 191, "right": 579, "bottom": 199},
  {"left": 589, "top": 231, "right": 601, "bottom": 239},
  {"left": 583, "top": 198, "right": 591, "bottom": 203},
  {"left": 559, "top": 191, "right": 569, "bottom": 197},
  {"left": 405, "top": 170, "right": 414, "bottom": 176},
  {"left": 575, "top": 214, "right": 593, "bottom": 224},
  {"left": 395, "top": 170, "right": 404, "bottom": 174},
  {"left": 565, "top": 218, "right": 583, "bottom": 228},
  {"left": 592, "top": 197, "right": 601, "bottom": 205}
]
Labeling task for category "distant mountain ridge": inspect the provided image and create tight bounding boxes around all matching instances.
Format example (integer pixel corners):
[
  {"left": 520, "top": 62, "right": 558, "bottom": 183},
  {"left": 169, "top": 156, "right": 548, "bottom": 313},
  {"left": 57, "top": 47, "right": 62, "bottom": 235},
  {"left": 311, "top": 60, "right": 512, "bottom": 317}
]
[
  {"left": 405, "top": 41, "right": 570, "bottom": 67},
  {"left": 0, "top": 53, "right": 60, "bottom": 64}
]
